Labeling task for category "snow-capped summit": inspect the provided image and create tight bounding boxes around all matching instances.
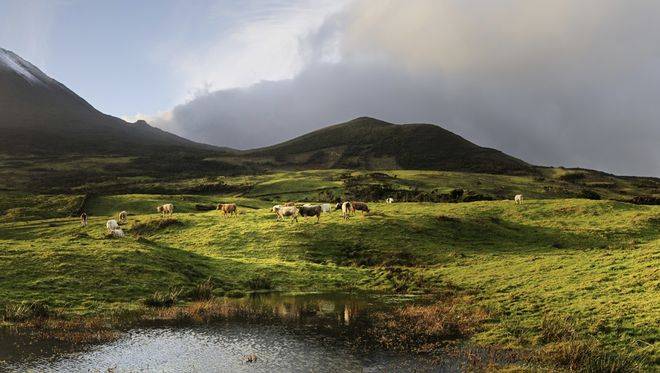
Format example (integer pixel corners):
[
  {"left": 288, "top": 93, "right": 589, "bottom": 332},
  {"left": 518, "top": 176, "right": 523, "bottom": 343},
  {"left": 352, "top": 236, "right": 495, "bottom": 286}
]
[
  {"left": 0, "top": 47, "right": 215, "bottom": 155},
  {"left": 0, "top": 48, "right": 52, "bottom": 86}
]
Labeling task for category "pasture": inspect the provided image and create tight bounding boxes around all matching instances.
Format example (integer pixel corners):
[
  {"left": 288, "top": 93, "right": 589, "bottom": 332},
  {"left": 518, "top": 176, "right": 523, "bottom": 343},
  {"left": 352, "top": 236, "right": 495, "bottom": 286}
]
[{"left": 0, "top": 189, "right": 658, "bottom": 368}]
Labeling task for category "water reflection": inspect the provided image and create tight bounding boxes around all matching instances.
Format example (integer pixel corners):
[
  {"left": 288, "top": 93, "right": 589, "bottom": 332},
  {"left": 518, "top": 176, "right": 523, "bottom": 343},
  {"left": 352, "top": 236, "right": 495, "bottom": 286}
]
[{"left": 1, "top": 293, "right": 450, "bottom": 372}]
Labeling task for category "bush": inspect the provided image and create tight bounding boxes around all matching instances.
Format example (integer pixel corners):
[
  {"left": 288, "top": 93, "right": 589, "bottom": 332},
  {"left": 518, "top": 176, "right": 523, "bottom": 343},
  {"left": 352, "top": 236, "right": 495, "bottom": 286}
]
[
  {"left": 558, "top": 173, "right": 586, "bottom": 183},
  {"left": 245, "top": 275, "right": 273, "bottom": 290},
  {"left": 143, "top": 289, "right": 182, "bottom": 308},
  {"left": 189, "top": 278, "right": 214, "bottom": 301},
  {"left": 579, "top": 189, "right": 601, "bottom": 200},
  {"left": 3, "top": 301, "right": 51, "bottom": 321},
  {"left": 629, "top": 195, "right": 660, "bottom": 205}
]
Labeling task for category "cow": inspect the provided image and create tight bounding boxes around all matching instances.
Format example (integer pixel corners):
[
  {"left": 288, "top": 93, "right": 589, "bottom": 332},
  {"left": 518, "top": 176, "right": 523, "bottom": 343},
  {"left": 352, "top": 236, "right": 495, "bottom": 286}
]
[
  {"left": 106, "top": 219, "right": 119, "bottom": 232},
  {"left": 299, "top": 205, "right": 322, "bottom": 222},
  {"left": 320, "top": 203, "right": 332, "bottom": 213},
  {"left": 157, "top": 203, "right": 174, "bottom": 216},
  {"left": 275, "top": 205, "right": 299, "bottom": 222},
  {"left": 118, "top": 210, "right": 128, "bottom": 223},
  {"left": 514, "top": 194, "right": 524, "bottom": 204},
  {"left": 109, "top": 228, "right": 124, "bottom": 238},
  {"left": 80, "top": 212, "right": 88, "bottom": 227},
  {"left": 386, "top": 197, "right": 394, "bottom": 204},
  {"left": 217, "top": 203, "right": 237, "bottom": 216},
  {"left": 351, "top": 201, "right": 370, "bottom": 214},
  {"left": 284, "top": 202, "right": 296, "bottom": 207},
  {"left": 341, "top": 201, "right": 352, "bottom": 220}
]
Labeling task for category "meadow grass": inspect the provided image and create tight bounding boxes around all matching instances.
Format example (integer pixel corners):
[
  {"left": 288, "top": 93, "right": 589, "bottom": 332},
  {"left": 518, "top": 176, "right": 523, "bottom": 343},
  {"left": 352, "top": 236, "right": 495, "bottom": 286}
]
[{"left": 0, "top": 173, "right": 657, "bottom": 369}]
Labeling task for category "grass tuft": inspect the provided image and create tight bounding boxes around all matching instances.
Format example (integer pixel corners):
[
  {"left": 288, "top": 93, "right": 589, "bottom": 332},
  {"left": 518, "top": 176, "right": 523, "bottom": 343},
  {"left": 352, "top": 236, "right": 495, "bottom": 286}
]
[
  {"left": 142, "top": 289, "right": 182, "bottom": 308},
  {"left": 189, "top": 277, "right": 215, "bottom": 301},
  {"left": 2, "top": 301, "right": 51, "bottom": 321}
]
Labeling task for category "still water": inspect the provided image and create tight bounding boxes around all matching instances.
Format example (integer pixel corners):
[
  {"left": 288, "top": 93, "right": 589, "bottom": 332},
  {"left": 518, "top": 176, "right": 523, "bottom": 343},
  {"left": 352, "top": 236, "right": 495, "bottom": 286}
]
[{"left": 1, "top": 293, "right": 454, "bottom": 372}]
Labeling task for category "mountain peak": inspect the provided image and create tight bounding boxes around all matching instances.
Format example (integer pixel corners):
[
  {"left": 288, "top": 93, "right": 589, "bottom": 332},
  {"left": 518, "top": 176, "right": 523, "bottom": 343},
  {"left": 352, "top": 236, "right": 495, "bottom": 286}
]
[
  {"left": 0, "top": 48, "right": 51, "bottom": 86},
  {"left": 345, "top": 116, "right": 393, "bottom": 127},
  {"left": 248, "top": 117, "right": 533, "bottom": 174},
  {"left": 0, "top": 48, "right": 216, "bottom": 155}
]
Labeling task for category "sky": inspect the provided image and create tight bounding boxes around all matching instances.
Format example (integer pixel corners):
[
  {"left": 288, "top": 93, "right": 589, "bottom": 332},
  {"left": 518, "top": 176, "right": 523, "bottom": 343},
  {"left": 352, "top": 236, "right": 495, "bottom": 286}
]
[{"left": 1, "top": 0, "right": 659, "bottom": 176}]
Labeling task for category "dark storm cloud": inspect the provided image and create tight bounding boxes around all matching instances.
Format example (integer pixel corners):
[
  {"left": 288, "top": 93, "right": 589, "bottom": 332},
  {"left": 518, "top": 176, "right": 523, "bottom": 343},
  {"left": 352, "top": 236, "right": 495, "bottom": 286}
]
[{"left": 155, "top": 0, "right": 660, "bottom": 176}]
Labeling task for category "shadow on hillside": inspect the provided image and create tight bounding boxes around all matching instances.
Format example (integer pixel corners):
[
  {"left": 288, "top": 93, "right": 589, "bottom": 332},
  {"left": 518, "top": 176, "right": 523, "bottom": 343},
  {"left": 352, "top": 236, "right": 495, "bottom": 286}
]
[
  {"left": 0, "top": 218, "right": 79, "bottom": 240},
  {"left": 291, "top": 213, "right": 626, "bottom": 266},
  {"left": 133, "top": 237, "right": 215, "bottom": 283}
]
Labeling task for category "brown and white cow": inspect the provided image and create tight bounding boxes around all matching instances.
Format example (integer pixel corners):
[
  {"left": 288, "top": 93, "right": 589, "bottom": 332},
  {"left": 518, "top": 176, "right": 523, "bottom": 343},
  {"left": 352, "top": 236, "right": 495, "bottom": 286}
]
[
  {"left": 274, "top": 205, "right": 299, "bottom": 222},
  {"left": 157, "top": 203, "right": 174, "bottom": 216}
]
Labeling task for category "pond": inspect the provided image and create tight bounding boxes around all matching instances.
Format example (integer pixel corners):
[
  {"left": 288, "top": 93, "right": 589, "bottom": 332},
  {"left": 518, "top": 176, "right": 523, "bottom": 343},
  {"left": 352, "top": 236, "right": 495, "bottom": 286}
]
[{"left": 0, "top": 293, "right": 460, "bottom": 372}]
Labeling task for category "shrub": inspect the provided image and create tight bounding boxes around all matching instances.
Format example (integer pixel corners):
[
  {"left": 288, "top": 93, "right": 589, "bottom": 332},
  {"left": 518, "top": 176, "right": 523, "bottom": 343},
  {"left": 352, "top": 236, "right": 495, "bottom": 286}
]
[
  {"left": 558, "top": 173, "right": 586, "bottom": 183},
  {"left": 579, "top": 189, "right": 601, "bottom": 200},
  {"left": 629, "top": 195, "right": 660, "bottom": 205},
  {"left": 225, "top": 290, "right": 246, "bottom": 298},
  {"left": 449, "top": 188, "right": 464, "bottom": 202},
  {"left": 245, "top": 275, "right": 273, "bottom": 290},
  {"left": 190, "top": 278, "right": 214, "bottom": 301}
]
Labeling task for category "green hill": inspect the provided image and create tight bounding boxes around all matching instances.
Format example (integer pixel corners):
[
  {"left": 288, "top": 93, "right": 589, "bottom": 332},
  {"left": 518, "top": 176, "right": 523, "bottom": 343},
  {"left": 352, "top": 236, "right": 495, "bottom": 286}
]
[{"left": 244, "top": 117, "right": 534, "bottom": 174}]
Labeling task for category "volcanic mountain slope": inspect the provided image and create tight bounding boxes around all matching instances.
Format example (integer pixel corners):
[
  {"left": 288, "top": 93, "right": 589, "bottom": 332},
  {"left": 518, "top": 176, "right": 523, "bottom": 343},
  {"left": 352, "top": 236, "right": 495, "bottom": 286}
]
[
  {"left": 245, "top": 117, "right": 534, "bottom": 174},
  {"left": 0, "top": 48, "right": 215, "bottom": 155}
]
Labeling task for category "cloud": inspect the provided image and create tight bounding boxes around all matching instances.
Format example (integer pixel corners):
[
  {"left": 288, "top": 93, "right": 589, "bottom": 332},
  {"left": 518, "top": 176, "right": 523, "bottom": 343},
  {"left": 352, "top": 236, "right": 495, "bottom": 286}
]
[
  {"left": 153, "top": 0, "right": 660, "bottom": 176},
  {"left": 157, "top": 0, "right": 348, "bottom": 102}
]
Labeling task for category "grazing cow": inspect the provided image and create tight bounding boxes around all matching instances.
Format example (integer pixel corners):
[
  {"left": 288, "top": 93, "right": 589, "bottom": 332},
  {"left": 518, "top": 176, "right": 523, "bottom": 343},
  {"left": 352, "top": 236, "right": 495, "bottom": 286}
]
[
  {"left": 80, "top": 212, "right": 88, "bottom": 227},
  {"left": 217, "top": 203, "right": 237, "bottom": 216},
  {"left": 351, "top": 201, "right": 370, "bottom": 214},
  {"left": 106, "top": 219, "right": 119, "bottom": 232},
  {"left": 299, "top": 205, "right": 322, "bottom": 222},
  {"left": 118, "top": 210, "right": 128, "bottom": 222},
  {"left": 514, "top": 194, "right": 524, "bottom": 204},
  {"left": 276, "top": 205, "right": 299, "bottom": 222},
  {"left": 320, "top": 203, "right": 332, "bottom": 213},
  {"left": 157, "top": 203, "right": 174, "bottom": 216},
  {"left": 341, "top": 201, "right": 352, "bottom": 219},
  {"left": 386, "top": 197, "right": 394, "bottom": 204},
  {"left": 109, "top": 228, "right": 124, "bottom": 238}
]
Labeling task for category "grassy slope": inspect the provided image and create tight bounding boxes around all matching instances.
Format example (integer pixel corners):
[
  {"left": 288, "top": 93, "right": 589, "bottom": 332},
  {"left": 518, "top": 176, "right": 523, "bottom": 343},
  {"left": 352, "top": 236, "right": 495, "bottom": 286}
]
[{"left": 0, "top": 194, "right": 657, "bottom": 363}]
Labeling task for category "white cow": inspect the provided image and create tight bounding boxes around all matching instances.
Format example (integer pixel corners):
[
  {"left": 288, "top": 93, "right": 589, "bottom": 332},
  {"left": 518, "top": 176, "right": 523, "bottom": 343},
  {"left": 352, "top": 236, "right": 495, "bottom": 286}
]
[
  {"left": 109, "top": 228, "right": 125, "bottom": 238},
  {"left": 275, "top": 205, "right": 299, "bottom": 222},
  {"left": 157, "top": 203, "right": 174, "bottom": 216},
  {"left": 106, "top": 219, "right": 119, "bottom": 232},
  {"left": 514, "top": 194, "right": 524, "bottom": 204},
  {"left": 320, "top": 203, "right": 332, "bottom": 213},
  {"left": 386, "top": 198, "right": 394, "bottom": 204}
]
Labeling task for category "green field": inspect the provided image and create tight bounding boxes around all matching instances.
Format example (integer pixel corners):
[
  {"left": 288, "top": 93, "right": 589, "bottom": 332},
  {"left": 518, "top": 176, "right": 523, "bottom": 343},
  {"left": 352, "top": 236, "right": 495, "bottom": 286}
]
[{"left": 0, "top": 168, "right": 658, "bottom": 370}]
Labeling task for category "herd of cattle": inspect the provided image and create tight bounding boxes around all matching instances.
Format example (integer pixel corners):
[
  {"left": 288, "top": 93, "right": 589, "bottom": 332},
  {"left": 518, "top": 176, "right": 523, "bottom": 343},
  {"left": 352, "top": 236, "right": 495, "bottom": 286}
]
[{"left": 80, "top": 194, "right": 525, "bottom": 237}]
